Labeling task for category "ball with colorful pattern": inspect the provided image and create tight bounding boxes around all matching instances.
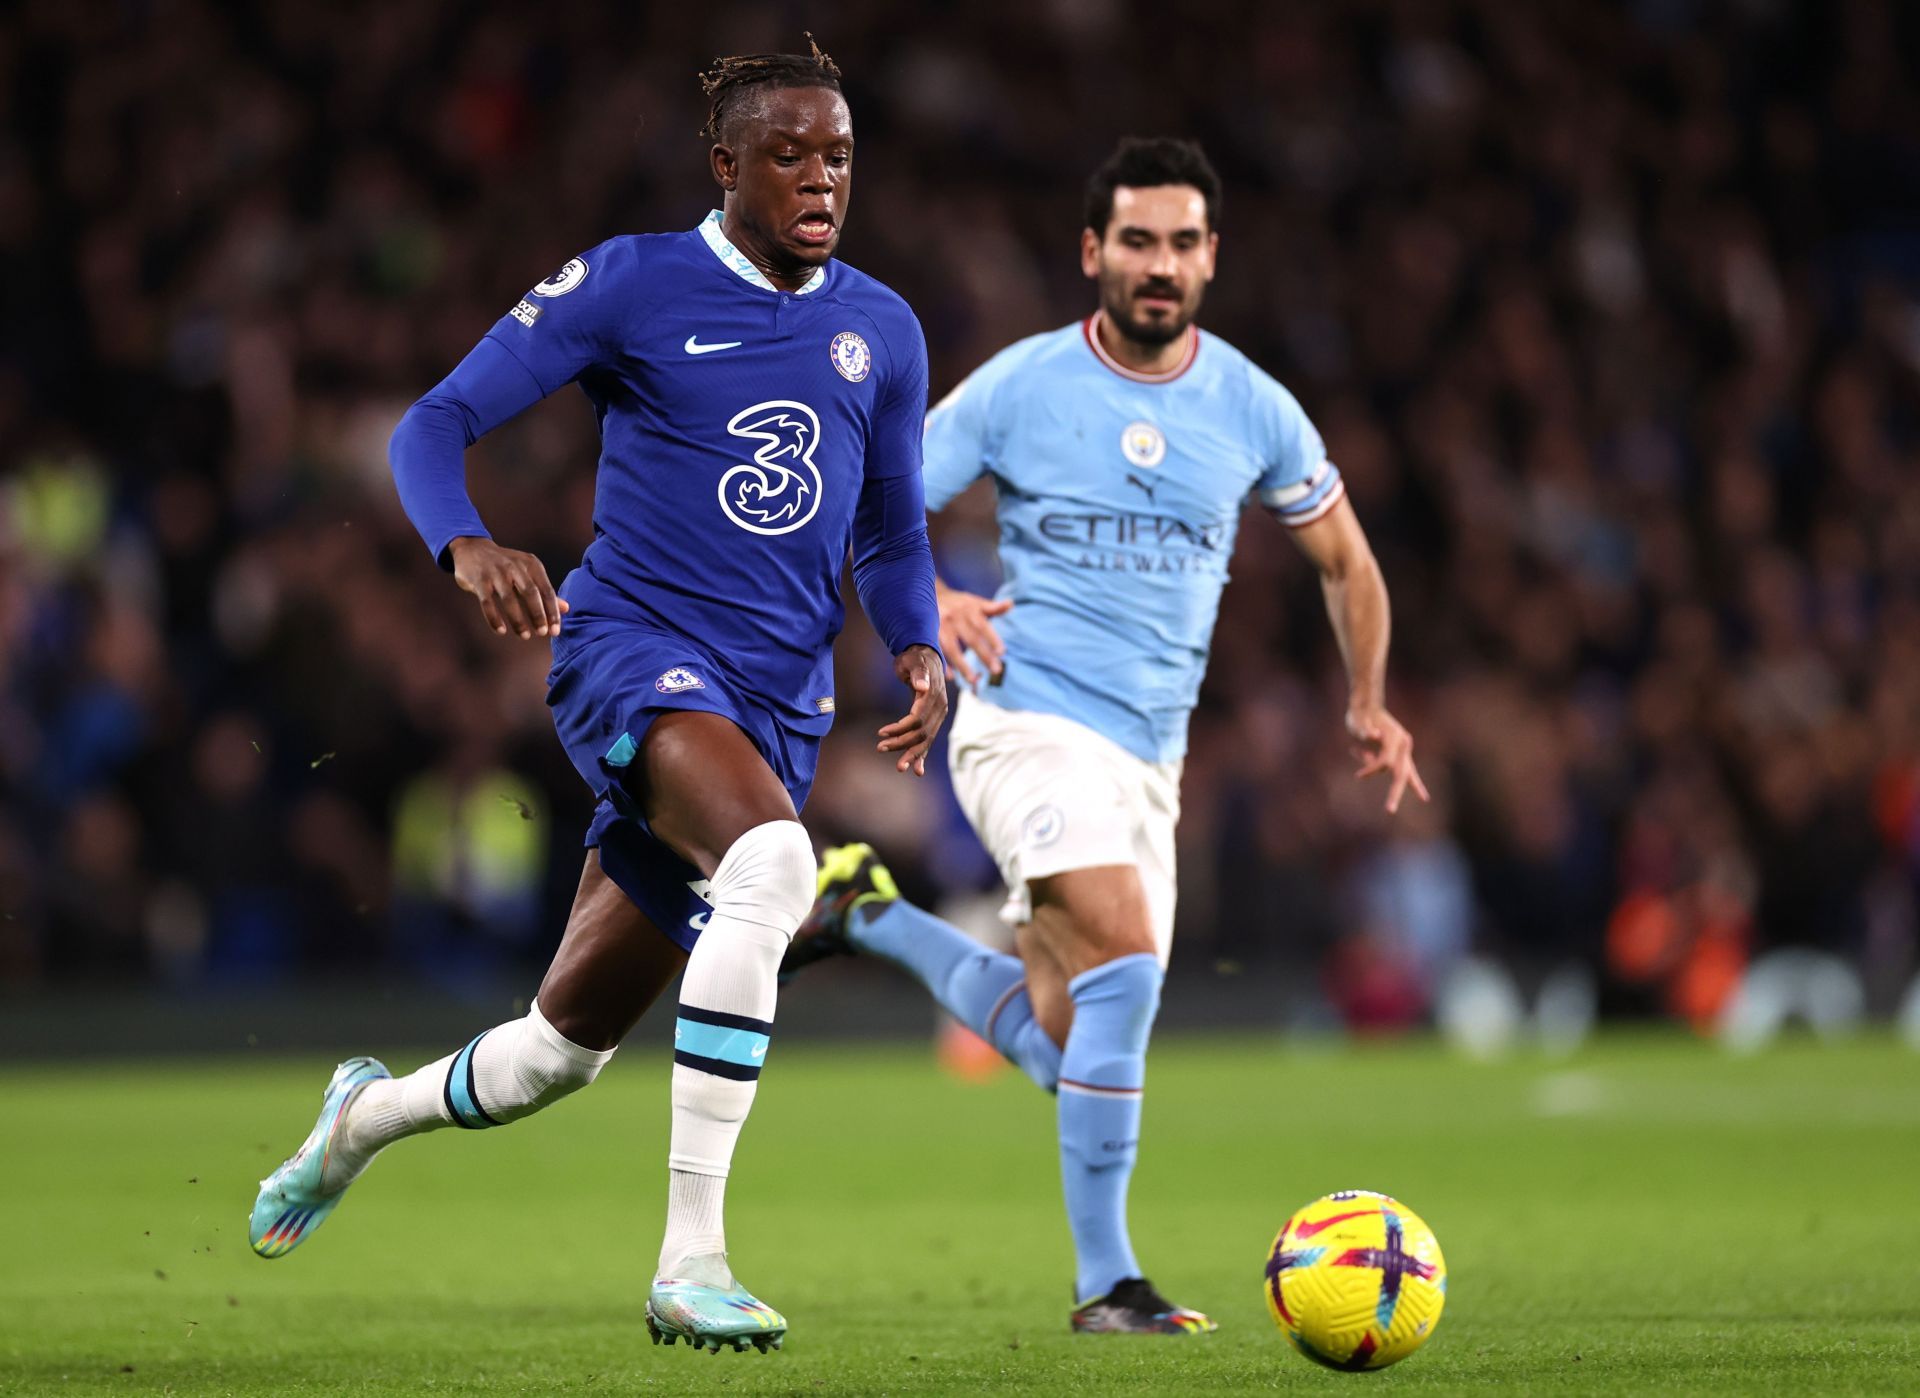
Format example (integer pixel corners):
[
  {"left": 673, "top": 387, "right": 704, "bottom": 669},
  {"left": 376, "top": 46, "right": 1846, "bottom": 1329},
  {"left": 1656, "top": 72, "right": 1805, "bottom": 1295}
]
[{"left": 1264, "top": 1189, "right": 1447, "bottom": 1370}]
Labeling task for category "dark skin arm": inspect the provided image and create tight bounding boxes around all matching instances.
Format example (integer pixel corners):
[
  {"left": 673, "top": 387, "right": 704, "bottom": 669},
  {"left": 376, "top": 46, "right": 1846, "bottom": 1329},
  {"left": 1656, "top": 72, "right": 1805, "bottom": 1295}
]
[
  {"left": 877, "top": 643, "right": 948, "bottom": 776},
  {"left": 447, "top": 535, "right": 569, "bottom": 639}
]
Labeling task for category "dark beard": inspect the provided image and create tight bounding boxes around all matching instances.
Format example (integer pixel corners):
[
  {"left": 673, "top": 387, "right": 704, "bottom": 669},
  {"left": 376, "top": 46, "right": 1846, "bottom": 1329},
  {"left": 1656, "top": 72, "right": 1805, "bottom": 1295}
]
[{"left": 1104, "top": 293, "right": 1196, "bottom": 347}]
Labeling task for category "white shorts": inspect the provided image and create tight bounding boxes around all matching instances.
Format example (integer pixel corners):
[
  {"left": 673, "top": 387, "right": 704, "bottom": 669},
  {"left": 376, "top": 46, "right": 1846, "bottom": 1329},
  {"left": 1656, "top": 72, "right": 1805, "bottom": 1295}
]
[{"left": 946, "top": 691, "right": 1182, "bottom": 966}]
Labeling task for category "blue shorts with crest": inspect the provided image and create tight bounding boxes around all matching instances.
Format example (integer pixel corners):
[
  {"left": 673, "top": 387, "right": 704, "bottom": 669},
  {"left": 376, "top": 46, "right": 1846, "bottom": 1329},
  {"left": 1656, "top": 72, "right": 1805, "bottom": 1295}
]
[{"left": 546, "top": 573, "right": 819, "bottom": 952}]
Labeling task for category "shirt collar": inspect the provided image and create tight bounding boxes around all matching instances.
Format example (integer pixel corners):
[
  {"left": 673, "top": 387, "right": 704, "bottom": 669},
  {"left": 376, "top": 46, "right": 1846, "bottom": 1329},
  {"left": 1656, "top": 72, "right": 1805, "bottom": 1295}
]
[{"left": 699, "top": 210, "right": 827, "bottom": 295}]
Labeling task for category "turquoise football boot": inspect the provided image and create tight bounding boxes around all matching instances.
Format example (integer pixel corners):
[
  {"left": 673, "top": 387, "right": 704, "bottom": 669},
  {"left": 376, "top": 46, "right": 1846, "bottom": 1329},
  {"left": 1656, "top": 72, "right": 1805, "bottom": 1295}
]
[
  {"left": 646, "top": 1255, "right": 787, "bottom": 1353},
  {"left": 250, "top": 1056, "right": 390, "bottom": 1259}
]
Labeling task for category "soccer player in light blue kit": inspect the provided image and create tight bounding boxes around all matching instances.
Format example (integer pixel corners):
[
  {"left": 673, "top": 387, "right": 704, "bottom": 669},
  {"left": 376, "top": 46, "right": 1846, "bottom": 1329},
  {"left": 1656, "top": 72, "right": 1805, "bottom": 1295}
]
[
  {"left": 244, "top": 45, "right": 949, "bottom": 1355},
  {"left": 784, "top": 138, "right": 1427, "bottom": 1334}
]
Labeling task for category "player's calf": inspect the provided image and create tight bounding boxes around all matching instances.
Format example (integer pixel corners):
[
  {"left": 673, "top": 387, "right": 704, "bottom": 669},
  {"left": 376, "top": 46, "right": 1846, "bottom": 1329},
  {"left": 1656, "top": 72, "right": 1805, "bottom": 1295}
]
[
  {"left": 1054, "top": 950, "right": 1214, "bottom": 1334},
  {"left": 250, "top": 1002, "right": 613, "bottom": 1260},
  {"left": 659, "top": 819, "right": 813, "bottom": 1303},
  {"left": 346, "top": 998, "right": 612, "bottom": 1148},
  {"left": 788, "top": 843, "right": 1066, "bottom": 1090},
  {"left": 1058, "top": 952, "right": 1164, "bottom": 1305}
]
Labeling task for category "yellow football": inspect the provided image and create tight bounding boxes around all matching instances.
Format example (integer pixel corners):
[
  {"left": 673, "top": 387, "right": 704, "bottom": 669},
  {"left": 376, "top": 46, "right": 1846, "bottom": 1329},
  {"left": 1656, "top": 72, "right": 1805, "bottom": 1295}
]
[{"left": 1264, "top": 1190, "right": 1447, "bottom": 1370}]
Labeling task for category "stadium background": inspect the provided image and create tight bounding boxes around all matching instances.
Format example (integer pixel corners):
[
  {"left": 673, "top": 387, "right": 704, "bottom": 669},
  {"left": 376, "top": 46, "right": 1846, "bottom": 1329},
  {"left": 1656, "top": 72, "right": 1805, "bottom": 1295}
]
[{"left": 4, "top": 0, "right": 1920, "bottom": 1051}]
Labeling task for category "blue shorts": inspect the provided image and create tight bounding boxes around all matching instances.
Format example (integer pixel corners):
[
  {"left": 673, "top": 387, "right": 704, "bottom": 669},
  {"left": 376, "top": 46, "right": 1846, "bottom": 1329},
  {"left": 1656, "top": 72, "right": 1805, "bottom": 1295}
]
[{"left": 546, "top": 608, "right": 819, "bottom": 952}]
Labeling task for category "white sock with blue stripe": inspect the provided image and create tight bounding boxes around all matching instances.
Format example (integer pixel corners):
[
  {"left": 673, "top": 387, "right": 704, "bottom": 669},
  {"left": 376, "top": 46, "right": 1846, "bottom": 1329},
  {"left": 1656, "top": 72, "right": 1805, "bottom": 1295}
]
[
  {"left": 334, "top": 999, "right": 612, "bottom": 1184},
  {"left": 659, "top": 820, "right": 814, "bottom": 1281},
  {"left": 1059, "top": 953, "right": 1163, "bottom": 1303}
]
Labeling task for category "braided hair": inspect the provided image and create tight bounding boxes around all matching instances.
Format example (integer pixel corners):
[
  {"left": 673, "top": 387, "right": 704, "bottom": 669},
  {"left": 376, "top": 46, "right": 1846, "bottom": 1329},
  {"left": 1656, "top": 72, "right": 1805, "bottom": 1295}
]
[{"left": 698, "top": 36, "right": 843, "bottom": 142}]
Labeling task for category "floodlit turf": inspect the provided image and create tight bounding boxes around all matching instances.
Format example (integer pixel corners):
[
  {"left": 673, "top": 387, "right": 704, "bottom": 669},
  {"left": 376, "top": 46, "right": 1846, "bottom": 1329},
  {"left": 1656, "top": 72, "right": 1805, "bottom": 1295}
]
[{"left": 1, "top": 1032, "right": 1916, "bottom": 1395}]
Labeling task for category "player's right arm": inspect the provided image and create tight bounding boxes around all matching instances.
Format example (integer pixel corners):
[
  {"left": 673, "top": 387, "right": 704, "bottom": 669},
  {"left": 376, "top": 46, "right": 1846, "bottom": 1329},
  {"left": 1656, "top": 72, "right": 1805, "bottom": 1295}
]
[
  {"left": 922, "top": 359, "right": 1015, "bottom": 687},
  {"left": 389, "top": 245, "right": 623, "bottom": 639},
  {"left": 390, "top": 340, "right": 565, "bottom": 639},
  {"left": 933, "top": 576, "right": 1012, "bottom": 689}
]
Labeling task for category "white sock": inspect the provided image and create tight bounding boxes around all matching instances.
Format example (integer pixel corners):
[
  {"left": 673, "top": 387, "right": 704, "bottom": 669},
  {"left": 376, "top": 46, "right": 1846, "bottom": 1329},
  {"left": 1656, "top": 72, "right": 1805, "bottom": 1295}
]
[
  {"left": 658, "top": 820, "right": 814, "bottom": 1279},
  {"left": 659, "top": 1172, "right": 729, "bottom": 1281},
  {"left": 330, "top": 1000, "right": 612, "bottom": 1186}
]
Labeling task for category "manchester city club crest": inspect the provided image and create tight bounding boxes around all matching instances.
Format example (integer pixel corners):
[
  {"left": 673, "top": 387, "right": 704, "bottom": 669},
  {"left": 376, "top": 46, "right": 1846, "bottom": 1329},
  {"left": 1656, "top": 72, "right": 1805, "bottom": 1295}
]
[
  {"left": 1121, "top": 420, "right": 1167, "bottom": 468},
  {"left": 830, "top": 331, "right": 871, "bottom": 383},
  {"left": 1022, "top": 804, "right": 1065, "bottom": 848}
]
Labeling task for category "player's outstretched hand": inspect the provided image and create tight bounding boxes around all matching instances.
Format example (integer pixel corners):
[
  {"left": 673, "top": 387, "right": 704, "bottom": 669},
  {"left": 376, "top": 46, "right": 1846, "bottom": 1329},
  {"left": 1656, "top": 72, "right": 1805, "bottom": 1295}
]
[
  {"left": 878, "top": 644, "right": 948, "bottom": 777},
  {"left": 1347, "top": 702, "right": 1429, "bottom": 814},
  {"left": 448, "top": 536, "right": 569, "bottom": 640},
  {"left": 938, "top": 587, "right": 1012, "bottom": 688}
]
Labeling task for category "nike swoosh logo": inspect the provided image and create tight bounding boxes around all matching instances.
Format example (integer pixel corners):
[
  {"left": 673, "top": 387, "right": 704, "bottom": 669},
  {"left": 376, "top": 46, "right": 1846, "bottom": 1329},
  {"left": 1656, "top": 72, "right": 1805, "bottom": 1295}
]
[
  {"left": 685, "top": 336, "right": 743, "bottom": 355},
  {"left": 750, "top": 1043, "right": 767, "bottom": 1058},
  {"left": 1293, "top": 1209, "right": 1380, "bottom": 1238}
]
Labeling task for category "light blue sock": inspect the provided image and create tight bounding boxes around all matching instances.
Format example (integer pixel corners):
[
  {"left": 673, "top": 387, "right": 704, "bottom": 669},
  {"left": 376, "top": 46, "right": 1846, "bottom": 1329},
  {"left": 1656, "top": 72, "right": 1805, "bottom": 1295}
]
[
  {"left": 1058, "top": 953, "right": 1163, "bottom": 1303},
  {"left": 851, "top": 901, "right": 1062, "bottom": 1089}
]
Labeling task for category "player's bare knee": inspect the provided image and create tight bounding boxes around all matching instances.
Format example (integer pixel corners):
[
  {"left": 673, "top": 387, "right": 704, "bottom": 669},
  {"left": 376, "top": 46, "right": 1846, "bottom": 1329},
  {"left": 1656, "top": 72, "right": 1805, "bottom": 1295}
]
[
  {"left": 1052, "top": 920, "right": 1155, "bottom": 981},
  {"left": 532, "top": 961, "right": 631, "bottom": 1052},
  {"left": 1030, "top": 868, "right": 1154, "bottom": 970},
  {"left": 1033, "top": 906, "right": 1156, "bottom": 979},
  {"left": 1088, "top": 923, "right": 1158, "bottom": 967}
]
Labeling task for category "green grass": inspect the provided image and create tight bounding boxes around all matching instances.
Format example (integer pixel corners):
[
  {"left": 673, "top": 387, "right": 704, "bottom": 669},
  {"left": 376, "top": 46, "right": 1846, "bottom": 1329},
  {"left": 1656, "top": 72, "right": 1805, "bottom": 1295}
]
[{"left": 1, "top": 1033, "right": 1917, "bottom": 1394}]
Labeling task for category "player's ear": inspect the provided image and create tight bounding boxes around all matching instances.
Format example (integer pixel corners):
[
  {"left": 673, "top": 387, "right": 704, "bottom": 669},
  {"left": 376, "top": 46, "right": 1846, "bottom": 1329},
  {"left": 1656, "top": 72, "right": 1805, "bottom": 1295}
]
[
  {"left": 710, "top": 142, "right": 739, "bottom": 193},
  {"left": 1080, "top": 226, "right": 1102, "bottom": 279},
  {"left": 1204, "top": 229, "right": 1219, "bottom": 281}
]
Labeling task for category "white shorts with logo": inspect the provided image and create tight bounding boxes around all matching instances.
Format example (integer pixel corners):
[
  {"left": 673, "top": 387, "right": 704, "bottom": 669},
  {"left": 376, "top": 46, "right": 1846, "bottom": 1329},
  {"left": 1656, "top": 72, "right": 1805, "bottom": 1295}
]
[{"left": 946, "top": 690, "right": 1183, "bottom": 967}]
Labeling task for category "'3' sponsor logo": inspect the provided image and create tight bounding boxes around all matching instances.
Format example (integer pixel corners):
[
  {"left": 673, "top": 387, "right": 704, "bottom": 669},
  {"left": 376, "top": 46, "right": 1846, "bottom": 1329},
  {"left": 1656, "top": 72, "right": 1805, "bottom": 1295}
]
[{"left": 719, "top": 401, "right": 824, "bottom": 536}]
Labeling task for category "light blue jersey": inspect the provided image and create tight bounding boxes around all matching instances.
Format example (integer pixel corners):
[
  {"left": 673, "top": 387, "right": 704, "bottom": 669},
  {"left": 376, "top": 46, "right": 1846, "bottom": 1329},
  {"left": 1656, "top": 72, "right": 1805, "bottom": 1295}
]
[{"left": 924, "top": 314, "right": 1342, "bottom": 763}]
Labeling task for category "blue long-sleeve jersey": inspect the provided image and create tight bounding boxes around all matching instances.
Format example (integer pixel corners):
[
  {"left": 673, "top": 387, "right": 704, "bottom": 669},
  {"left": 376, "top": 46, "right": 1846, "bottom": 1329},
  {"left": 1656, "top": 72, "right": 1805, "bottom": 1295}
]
[{"left": 391, "top": 211, "right": 940, "bottom": 732}]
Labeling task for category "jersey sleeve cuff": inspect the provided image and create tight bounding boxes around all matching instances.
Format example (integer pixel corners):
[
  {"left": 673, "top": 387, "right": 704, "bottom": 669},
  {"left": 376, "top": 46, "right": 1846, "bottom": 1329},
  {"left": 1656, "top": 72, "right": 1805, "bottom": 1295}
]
[
  {"left": 1261, "top": 460, "right": 1345, "bottom": 527},
  {"left": 432, "top": 525, "right": 493, "bottom": 572}
]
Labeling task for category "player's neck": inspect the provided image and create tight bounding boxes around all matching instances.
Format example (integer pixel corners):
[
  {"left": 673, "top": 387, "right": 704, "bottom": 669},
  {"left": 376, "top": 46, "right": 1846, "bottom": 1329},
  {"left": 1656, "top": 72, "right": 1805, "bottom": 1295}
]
[
  {"left": 1093, "top": 310, "right": 1194, "bottom": 377},
  {"left": 720, "top": 211, "right": 819, "bottom": 293}
]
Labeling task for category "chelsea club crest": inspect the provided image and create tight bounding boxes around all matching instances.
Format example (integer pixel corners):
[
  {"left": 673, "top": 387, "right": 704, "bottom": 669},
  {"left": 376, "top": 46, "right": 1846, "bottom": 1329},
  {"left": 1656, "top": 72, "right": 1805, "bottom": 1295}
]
[
  {"left": 655, "top": 667, "right": 705, "bottom": 694},
  {"left": 830, "top": 331, "right": 871, "bottom": 383}
]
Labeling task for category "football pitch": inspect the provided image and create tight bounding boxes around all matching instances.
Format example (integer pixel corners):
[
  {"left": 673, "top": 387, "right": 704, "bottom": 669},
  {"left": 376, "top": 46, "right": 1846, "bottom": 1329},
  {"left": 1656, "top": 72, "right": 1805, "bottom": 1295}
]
[{"left": 2, "top": 1032, "right": 1915, "bottom": 1395}]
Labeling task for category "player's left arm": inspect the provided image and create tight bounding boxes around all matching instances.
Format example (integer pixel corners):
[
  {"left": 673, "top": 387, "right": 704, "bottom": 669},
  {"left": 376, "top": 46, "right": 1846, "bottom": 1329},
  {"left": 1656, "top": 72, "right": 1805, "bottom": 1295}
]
[
  {"left": 853, "top": 471, "right": 946, "bottom": 777},
  {"left": 923, "top": 345, "right": 1028, "bottom": 688},
  {"left": 855, "top": 304, "right": 947, "bottom": 777},
  {"left": 1286, "top": 496, "right": 1429, "bottom": 814}
]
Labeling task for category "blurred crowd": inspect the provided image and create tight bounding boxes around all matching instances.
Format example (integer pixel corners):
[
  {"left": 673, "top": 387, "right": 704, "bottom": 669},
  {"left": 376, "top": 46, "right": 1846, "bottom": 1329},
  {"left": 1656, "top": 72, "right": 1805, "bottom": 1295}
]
[{"left": 3, "top": 0, "right": 1919, "bottom": 1031}]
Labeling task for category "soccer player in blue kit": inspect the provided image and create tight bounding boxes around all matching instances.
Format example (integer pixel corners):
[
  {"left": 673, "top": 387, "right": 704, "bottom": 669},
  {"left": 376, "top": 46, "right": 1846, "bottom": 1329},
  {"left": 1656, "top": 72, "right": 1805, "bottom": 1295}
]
[
  {"left": 783, "top": 139, "right": 1428, "bottom": 1334},
  {"left": 245, "top": 44, "right": 947, "bottom": 1355}
]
